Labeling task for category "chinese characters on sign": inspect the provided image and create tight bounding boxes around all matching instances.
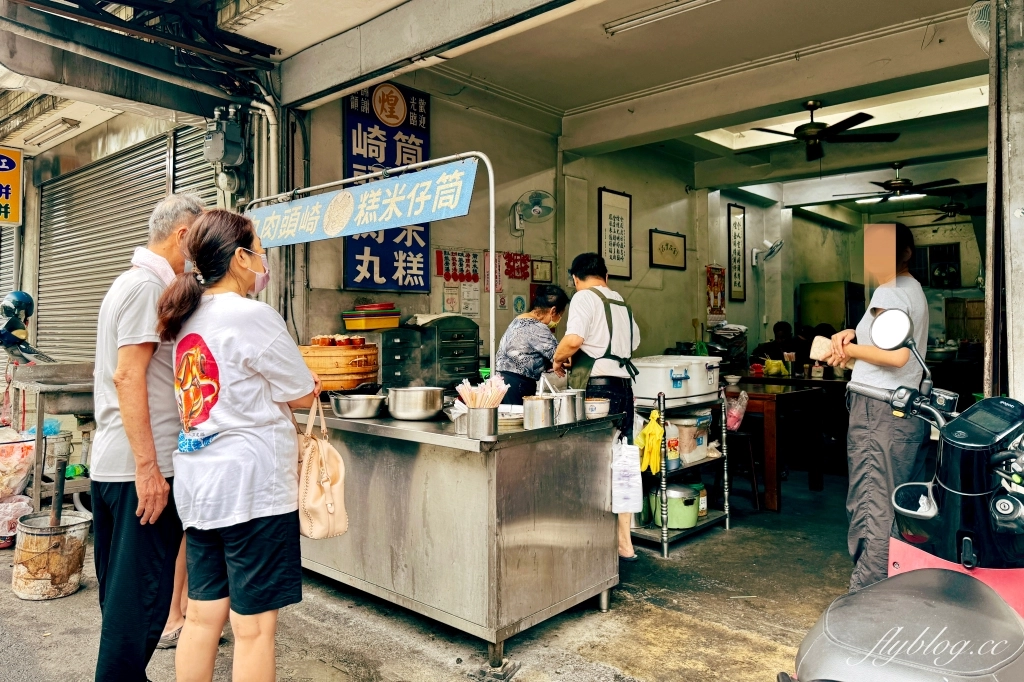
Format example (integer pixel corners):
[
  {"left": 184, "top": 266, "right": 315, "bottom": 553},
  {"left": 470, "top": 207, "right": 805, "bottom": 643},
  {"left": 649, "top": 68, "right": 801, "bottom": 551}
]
[
  {"left": 598, "top": 188, "right": 632, "bottom": 279},
  {"left": 0, "top": 148, "right": 23, "bottom": 226},
  {"left": 344, "top": 82, "right": 431, "bottom": 293},
  {"left": 727, "top": 203, "right": 746, "bottom": 302},
  {"left": 246, "top": 160, "right": 477, "bottom": 248}
]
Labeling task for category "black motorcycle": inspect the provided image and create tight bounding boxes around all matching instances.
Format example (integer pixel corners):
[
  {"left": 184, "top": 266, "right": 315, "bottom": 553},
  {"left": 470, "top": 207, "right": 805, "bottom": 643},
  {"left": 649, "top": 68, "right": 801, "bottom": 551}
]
[{"left": 779, "top": 308, "right": 1024, "bottom": 682}]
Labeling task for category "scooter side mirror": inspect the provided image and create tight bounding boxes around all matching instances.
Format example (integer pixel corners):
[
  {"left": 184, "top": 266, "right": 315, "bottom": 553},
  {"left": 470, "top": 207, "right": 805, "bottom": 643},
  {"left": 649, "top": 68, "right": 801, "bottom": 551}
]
[
  {"left": 871, "top": 307, "right": 934, "bottom": 395},
  {"left": 870, "top": 308, "right": 914, "bottom": 351}
]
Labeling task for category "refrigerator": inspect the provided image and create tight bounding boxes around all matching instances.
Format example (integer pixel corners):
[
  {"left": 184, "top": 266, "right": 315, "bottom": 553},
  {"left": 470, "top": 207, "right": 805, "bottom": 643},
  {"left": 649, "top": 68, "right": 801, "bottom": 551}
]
[{"left": 798, "top": 281, "right": 866, "bottom": 332}]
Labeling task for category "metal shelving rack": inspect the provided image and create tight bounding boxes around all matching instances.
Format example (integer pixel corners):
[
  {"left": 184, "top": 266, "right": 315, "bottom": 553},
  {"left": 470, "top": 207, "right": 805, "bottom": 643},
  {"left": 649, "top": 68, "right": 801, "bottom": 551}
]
[{"left": 631, "top": 389, "right": 729, "bottom": 558}]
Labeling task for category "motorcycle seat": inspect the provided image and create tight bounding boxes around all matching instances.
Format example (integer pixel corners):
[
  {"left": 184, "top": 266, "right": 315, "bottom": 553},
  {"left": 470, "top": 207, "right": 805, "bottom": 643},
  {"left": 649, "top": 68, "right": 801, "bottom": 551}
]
[{"left": 806, "top": 569, "right": 1024, "bottom": 678}]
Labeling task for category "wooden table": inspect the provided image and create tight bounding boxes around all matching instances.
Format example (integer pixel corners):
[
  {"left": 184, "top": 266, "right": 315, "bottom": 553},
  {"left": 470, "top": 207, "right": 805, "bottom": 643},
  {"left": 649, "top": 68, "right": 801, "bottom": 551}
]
[{"left": 725, "top": 383, "right": 823, "bottom": 512}]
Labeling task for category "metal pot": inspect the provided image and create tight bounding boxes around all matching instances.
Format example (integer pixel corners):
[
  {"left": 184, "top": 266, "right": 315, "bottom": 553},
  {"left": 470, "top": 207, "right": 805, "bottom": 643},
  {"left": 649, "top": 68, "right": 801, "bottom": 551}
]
[
  {"left": 330, "top": 393, "right": 385, "bottom": 419},
  {"left": 523, "top": 395, "right": 554, "bottom": 430},
  {"left": 387, "top": 387, "right": 445, "bottom": 420},
  {"left": 552, "top": 392, "right": 577, "bottom": 425}
]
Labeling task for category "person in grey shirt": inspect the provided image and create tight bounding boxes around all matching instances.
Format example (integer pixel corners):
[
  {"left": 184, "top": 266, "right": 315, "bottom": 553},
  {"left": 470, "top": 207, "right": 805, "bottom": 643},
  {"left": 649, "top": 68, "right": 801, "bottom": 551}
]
[
  {"left": 824, "top": 223, "right": 930, "bottom": 591},
  {"left": 91, "top": 194, "right": 204, "bottom": 681}
]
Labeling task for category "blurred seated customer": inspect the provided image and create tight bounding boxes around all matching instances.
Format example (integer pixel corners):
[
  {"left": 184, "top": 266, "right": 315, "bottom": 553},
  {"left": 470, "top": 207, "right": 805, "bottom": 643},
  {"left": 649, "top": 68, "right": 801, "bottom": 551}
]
[
  {"left": 495, "top": 284, "right": 570, "bottom": 405},
  {"left": 814, "top": 323, "right": 838, "bottom": 341},
  {"left": 751, "top": 321, "right": 795, "bottom": 362},
  {"left": 795, "top": 325, "right": 816, "bottom": 367}
]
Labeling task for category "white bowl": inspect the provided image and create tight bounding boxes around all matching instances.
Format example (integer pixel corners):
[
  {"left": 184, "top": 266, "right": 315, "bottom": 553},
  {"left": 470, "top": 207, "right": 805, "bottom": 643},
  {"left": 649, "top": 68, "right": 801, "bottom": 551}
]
[
  {"left": 724, "top": 375, "right": 741, "bottom": 386},
  {"left": 585, "top": 398, "right": 611, "bottom": 419}
]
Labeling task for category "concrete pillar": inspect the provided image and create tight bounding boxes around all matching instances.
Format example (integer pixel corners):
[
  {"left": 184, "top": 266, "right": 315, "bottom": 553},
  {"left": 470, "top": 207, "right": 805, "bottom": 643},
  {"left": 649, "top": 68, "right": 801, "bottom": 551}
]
[{"left": 993, "top": 0, "right": 1024, "bottom": 398}]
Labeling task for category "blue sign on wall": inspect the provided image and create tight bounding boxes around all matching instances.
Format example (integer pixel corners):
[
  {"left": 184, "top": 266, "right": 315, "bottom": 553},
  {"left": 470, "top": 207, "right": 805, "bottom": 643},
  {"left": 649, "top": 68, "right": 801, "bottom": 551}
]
[
  {"left": 344, "top": 82, "right": 432, "bottom": 293},
  {"left": 248, "top": 159, "right": 477, "bottom": 256}
]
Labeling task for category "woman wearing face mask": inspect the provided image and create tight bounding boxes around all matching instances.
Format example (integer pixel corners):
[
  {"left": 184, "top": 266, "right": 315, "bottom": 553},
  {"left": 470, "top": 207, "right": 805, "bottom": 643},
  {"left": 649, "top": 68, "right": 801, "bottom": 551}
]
[
  {"left": 156, "top": 210, "right": 320, "bottom": 682},
  {"left": 495, "top": 284, "right": 570, "bottom": 405}
]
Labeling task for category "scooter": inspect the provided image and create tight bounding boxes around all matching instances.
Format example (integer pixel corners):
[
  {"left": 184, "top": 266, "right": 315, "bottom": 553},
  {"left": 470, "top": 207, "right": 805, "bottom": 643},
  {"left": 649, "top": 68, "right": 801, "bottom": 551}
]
[
  {"left": 0, "top": 291, "right": 53, "bottom": 364},
  {"left": 778, "top": 308, "right": 1024, "bottom": 682}
]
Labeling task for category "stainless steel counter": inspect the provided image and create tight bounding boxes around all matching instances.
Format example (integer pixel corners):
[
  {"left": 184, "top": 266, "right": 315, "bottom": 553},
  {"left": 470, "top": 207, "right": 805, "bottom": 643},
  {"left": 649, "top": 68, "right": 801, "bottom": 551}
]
[
  {"left": 298, "top": 411, "right": 621, "bottom": 451},
  {"left": 295, "top": 410, "right": 620, "bottom": 667}
]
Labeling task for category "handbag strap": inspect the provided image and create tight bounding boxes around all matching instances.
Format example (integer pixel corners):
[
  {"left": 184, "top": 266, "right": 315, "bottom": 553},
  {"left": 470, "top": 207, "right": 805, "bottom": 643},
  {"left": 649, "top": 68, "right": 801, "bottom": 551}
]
[{"left": 304, "top": 398, "right": 328, "bottom": 438}]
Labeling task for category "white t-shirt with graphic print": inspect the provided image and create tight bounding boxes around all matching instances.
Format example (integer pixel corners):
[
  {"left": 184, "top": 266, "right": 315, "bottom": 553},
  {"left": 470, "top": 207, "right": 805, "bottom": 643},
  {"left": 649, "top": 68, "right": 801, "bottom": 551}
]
[{"left": 172, "top": 292, "right": 314, "bottom": 530}]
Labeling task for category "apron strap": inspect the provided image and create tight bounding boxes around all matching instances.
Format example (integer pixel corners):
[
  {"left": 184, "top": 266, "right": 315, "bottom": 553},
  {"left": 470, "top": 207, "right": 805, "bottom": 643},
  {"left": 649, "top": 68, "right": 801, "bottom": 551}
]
[{"left": 589, "top": 288, "right": 639, "bottom": 379}]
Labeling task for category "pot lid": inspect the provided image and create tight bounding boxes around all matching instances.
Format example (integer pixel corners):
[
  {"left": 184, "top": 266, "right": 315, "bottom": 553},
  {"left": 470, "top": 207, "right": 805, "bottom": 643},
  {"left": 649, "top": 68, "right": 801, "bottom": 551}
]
[{"left": 662, "top": 484, "right": 698, "bottom": 499}]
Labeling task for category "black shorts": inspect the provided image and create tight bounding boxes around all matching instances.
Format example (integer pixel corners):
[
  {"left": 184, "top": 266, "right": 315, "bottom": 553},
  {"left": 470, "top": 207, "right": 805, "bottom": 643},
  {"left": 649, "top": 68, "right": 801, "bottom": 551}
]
[{"left": 185, "top": 511, "right": 303, "bottom": 616}]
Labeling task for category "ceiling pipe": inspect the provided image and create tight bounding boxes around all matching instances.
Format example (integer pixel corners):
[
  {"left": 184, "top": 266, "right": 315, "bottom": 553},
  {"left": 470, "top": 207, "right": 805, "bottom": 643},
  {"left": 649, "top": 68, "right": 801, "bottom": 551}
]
[{"left": 0, "top": 14, "right": 249, "bottom": 105}]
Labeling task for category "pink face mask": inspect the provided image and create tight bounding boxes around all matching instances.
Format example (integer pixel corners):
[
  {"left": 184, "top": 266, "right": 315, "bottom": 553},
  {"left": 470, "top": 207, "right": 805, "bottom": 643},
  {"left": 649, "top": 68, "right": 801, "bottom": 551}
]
[{"left": 242, "top": 248, "right": 270, "bottom": 295}]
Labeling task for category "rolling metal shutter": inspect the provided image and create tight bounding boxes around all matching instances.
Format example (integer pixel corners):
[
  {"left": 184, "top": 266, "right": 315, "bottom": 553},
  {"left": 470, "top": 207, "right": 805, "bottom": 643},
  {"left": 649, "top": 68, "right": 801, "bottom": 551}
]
[
  {"left": 36, "top": 127, "right": 215, "bottom": 361},
  {"left": 0, "top": 225, "right": 15, "bottom": 294}
]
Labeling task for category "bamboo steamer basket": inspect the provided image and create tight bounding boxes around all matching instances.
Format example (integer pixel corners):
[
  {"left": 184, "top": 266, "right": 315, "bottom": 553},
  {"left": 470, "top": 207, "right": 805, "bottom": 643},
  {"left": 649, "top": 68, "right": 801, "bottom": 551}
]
[
  {"left": 300, "top": 345, "right": 379, "bottom": 391},
  {"left": 320, "top": 372, "right": 380, "bottom": 391}
]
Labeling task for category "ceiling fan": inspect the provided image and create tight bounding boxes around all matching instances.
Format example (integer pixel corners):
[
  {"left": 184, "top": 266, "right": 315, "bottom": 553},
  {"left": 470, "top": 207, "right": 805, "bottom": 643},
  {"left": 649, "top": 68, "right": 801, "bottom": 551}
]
[
  {"left": 834, "top": 162, "right": 961, "bottom": 203},
  {"left": 749, "top": 100, "right": 901, "bottom": 162},
  {"left": 923, "top": 200, "right": 985, "bottom": 223}
]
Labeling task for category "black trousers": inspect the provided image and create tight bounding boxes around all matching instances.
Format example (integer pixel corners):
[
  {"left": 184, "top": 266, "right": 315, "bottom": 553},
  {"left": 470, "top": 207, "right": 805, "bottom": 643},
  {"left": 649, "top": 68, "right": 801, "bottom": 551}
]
[
  {"left": 92, "top": 480, "right": 183, "bottom": 682},
  {"left": 587, "top": 378, "right": 635, "bottom": 444},
  {"left": 499, "top": 371, "right": 537, "bottom": 406}
]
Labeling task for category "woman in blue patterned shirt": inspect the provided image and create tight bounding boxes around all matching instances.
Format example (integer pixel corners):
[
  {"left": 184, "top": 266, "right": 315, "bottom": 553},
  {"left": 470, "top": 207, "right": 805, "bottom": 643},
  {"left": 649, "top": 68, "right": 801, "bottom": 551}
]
[{"left": 496, "top": 285, "right": 570, "bottom": 405}]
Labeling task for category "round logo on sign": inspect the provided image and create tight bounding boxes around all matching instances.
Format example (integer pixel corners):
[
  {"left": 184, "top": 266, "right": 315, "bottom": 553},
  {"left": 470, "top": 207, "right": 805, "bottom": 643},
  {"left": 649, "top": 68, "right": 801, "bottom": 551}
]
[
  {"left": 0, "top": 154, "right": 17, "bottom": 172},
  {"left": 323, "top": 191, "right": 355, "bottom": 236},
  {"left": 373, "top": 83, "right": 407, "bottom": 127},
  {"left": 513, "top": 295, "right": 527, "bottom": 315}
]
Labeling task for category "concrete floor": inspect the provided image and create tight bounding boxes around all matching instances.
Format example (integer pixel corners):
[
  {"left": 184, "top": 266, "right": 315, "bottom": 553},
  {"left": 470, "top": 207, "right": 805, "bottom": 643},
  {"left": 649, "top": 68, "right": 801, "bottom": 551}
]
[{"left": 0, "top": 472, "right": 852, "bottom": 681}]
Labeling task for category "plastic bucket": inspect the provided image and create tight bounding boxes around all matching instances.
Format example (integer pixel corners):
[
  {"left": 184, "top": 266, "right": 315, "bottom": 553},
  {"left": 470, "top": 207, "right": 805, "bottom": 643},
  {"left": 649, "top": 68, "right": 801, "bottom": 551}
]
[{"left": 12, "top": 511, "right": 92, "bottom": 600}]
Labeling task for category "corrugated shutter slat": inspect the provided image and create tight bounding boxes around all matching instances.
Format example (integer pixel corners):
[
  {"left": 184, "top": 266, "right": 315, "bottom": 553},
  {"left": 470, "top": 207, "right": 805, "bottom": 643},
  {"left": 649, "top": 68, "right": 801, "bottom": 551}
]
[{"left": 37, "top": 127, "right": 216, "bottom": 362}]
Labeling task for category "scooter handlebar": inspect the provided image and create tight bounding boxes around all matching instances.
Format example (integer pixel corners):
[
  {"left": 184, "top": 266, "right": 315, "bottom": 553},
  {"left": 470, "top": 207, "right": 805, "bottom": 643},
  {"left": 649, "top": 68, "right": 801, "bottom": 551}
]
[{"left": 847, "top": 382, "right": 895, "bottom": 405}]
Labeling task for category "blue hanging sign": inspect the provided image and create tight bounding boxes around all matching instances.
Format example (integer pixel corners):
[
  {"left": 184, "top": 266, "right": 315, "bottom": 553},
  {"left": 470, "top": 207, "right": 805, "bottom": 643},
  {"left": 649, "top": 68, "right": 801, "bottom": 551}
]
[
  {"left": 344, "top": 82, "right": 432, "bottom": 293},
  {"left": 247, "top": 159, "right": 477, "bottom": 250}
]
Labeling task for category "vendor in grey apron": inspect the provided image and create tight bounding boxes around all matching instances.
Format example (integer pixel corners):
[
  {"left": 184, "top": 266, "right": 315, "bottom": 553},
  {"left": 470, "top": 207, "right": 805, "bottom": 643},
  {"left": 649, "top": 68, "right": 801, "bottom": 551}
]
[{"left": 554, "top": 253, "right": 640, "bottom": 561}]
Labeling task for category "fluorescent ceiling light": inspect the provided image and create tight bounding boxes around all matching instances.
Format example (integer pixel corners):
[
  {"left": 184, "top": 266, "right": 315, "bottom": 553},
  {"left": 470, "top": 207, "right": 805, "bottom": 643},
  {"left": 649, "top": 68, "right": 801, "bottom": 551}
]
[
  {"left": 23, "top": 117, "right": 80, "bottom": 146},
  {"left": 604, "top": 0, "right": 721, "bottom": 36},
  {"left": 856, "top": 198, "right": 883, "bottom": 204}
]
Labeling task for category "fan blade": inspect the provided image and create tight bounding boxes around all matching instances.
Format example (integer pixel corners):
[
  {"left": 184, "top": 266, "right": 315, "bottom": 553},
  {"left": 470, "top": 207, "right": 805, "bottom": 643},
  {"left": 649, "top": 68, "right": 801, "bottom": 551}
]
[
  {"left": 820, "top": 112, "right": 873, "bottom": 137},
  {"left": 911, "top": 178, "right": 960, "bottom": 191},
  {"left": 806, "top": 141, "right": 824, "bottom": 162},
  {"left": 751, "top": 127, "right": 797, "bottom": 138},
  {"left": 825, "top": 133, "right": 901, "bottom": 143},
  {"left": 932, "top": 214, "right": 949, "bottom": 223},
  {"left": 833, "top": 191, "right": 887, "bottom": 197},
  {"left": 869, "top": 181, "right": 890, "bottom": 188}
]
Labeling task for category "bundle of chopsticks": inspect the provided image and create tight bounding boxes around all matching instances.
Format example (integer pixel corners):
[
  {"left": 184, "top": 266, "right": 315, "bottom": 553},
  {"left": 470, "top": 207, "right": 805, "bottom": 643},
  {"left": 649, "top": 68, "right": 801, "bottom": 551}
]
[{"left": 456, "top": 376, "right": 509, "bottom": 408}]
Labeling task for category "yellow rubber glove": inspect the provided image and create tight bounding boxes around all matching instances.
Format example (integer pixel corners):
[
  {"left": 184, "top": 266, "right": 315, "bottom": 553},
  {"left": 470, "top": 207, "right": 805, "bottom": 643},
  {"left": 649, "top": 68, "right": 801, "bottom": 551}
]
[{"left": 637, "top": 411, "right": 665, "bottom": 475}]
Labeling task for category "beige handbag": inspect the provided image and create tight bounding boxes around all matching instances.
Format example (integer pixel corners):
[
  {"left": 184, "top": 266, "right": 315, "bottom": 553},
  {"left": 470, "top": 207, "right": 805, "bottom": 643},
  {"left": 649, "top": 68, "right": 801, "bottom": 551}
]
[{"left": 297, "top": 400, "right": 348, "bottom": 539}]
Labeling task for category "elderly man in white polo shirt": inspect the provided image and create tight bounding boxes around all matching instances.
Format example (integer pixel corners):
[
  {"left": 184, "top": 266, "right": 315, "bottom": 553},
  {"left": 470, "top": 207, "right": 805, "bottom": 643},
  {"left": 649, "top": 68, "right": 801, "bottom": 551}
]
[{"left": 91, "top": 193, "right": 204, "bottom": 682}]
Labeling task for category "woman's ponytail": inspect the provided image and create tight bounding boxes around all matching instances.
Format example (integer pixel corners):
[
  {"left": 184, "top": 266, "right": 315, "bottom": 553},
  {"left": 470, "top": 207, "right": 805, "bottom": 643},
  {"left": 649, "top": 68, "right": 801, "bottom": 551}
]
[
  {"left": 158, "top": 272, "right": 205, "bottom": 342},
  {"left": 156, "top": 209, "right": 255, "bottom": 342}
]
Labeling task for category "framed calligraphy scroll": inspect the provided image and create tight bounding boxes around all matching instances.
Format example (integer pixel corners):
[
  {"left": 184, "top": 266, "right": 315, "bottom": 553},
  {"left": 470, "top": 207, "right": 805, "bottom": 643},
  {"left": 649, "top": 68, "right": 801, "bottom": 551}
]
[
  {"left": 598, "top": 187, "right": 632, "bottom": 279},
  {"left": 727, "top": 203, "right": 746, "bottom": 302},
  {"left": 649, "top": 229, "right": 686, "bottom": 270}
]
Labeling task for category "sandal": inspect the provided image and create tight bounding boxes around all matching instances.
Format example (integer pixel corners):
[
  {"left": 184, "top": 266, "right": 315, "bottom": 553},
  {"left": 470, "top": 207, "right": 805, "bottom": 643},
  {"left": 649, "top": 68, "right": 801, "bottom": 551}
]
[{"left": 156, "top": 625, "right": 182, "bottom": 649}]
